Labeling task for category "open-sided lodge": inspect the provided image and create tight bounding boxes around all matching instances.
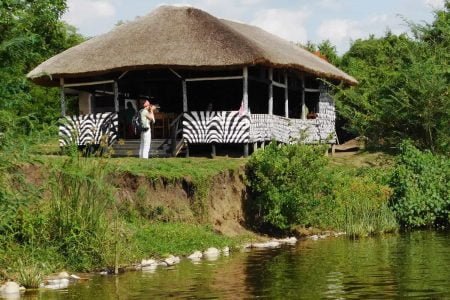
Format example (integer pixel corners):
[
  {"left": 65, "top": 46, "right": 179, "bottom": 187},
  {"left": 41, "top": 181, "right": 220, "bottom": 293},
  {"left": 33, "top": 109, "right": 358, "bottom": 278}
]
[{"left": 27, "top": 6, "right": 357, "bottom": 157}]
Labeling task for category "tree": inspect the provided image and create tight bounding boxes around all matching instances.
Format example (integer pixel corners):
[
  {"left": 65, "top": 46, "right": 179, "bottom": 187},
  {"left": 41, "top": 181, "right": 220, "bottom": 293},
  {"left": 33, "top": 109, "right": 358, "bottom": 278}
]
[
  {"left": 0, "top": 0, "right": 84, "bottom": 124},
  {"left": 335, "top": 5, "right": 450, "bottom": 154}
]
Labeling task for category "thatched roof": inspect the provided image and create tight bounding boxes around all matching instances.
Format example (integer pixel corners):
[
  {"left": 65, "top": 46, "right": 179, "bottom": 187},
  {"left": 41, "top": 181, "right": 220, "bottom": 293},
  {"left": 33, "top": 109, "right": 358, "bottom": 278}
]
[{"left": 27, "top": 5, "right": 357, "bottom": 86}]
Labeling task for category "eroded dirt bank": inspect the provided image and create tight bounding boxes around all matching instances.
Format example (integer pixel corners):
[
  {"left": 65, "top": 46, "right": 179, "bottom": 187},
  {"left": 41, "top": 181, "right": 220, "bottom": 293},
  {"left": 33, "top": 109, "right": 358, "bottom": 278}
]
[{"left": 106, "top": 168, "right": 249, "bottom": 236}]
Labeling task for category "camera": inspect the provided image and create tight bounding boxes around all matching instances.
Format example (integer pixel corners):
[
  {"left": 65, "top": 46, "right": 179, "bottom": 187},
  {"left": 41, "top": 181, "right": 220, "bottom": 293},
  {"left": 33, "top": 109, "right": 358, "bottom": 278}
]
[{"left": 152, "top": 104, "right": 160, "bottom": 112}]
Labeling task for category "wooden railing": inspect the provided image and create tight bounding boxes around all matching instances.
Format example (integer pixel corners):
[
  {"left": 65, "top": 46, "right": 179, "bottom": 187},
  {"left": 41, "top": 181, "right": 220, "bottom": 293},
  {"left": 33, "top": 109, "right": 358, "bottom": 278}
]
[{"left": 170, "top": 113, "right": 185, "bottom": 156}]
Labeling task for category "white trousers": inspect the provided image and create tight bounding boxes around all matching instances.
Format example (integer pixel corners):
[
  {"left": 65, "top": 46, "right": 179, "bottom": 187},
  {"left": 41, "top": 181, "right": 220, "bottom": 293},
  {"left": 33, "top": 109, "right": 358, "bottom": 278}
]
[{"left": 139, "top": 129, "right": 151, "bottom": 159}]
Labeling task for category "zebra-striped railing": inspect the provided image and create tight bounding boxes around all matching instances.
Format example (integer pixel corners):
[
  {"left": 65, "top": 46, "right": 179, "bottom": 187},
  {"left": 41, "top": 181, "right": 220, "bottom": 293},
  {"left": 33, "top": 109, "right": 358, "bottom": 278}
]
[
  {"left": 249, "top": 114, "right": 336, "bottom": 144},
  {"left": 182, "top": 111, "right": 250, "bottom": 144},
  {"left": 59, "top": 112, "right": 119, "bottom": 147}
]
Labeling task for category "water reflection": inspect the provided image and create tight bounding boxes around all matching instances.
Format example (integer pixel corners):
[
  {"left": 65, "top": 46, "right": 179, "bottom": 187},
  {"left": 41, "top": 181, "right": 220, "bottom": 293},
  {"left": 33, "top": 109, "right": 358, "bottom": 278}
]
[{"left": 19, "top": 231, "right": 450, "bottom": 299}]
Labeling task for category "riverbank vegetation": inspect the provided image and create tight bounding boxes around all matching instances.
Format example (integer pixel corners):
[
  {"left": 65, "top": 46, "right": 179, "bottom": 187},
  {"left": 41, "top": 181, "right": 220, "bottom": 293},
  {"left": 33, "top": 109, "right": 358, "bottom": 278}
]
[
  {"left": 0, "top": 152, "right": 248, "bottom": 281},
  {"left": 246, "top": 143, "right": 398, "bottom": 237}
]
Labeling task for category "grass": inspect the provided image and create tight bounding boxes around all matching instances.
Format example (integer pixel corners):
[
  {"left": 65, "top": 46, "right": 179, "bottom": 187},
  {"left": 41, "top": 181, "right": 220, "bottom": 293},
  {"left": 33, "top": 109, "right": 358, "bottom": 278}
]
[
  {"left": 112, "top": 156, "right": 247, "bottom": 181},
  {"left": 329, "top": 150, "right": 394, "bottom": 168},
  {"left": 131, "top": 222, "right": 241, "bottom": 258}
]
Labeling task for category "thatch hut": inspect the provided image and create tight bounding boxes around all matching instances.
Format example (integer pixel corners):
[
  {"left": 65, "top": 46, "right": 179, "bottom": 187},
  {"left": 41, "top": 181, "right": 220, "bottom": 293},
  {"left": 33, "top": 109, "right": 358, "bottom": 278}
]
[{"left": 27, "top": 5, "right": 357, "bottom": 157}]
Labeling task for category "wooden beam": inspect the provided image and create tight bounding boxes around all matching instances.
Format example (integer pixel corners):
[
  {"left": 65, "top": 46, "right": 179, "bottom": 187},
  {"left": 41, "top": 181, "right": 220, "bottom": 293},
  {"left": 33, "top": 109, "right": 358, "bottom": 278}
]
[
  {"left": 185, "top": 75, "right": 243, "bottom": 82},
  {"left": 64, "top": 80, "right": 115, "bottom": 88},
  {"left": 243, "top": 67, "right": 248, "bottom": 111},
  {"left": 244, "top": 144, "right": 249, "bottom": 157},
  {"left": 60, "top": 78, "right": 66, "bottom": 117},
  {"left": 272, "top": 81, "right": 287, "bottom": 89},
  {"left": 169, "top": 68, "right": 182, "bottom": 79},
  {"left": 268, "top": 68, "right": 273, "bottom": 115},
  {"left": 118, "top": 71, "right": 129, "bottom": 80},
  {"left": 284, "top": 72, "right": 289, "bottom": 118},
  {"left": 301, "top": 74, "right": 306, "bottom": 120},
  {"left": 113, "top": 81, "right": 119, "bottom": 112},
  {"left": 304, "top": 88, "right": 320, "bottom": 93},
  {"left": 182, "top": 80, "right": 188, "bottom": 112}
]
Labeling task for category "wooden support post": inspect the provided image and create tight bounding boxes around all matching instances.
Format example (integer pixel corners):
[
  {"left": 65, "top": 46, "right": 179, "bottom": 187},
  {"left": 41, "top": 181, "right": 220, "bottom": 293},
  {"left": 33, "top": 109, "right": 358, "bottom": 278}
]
[
  {"left": 243, "top": 67, "right": 248, "bottom": 112},
  {"left": 113, "top": 81, "right": 119, "bottom": 112},
  {"left": 268, "top": 68, "right": 273, "bottom": 115},
  {"left": 60, "top": 78, "right": 66, "bottom": 117},
  {"left": 301, "top": 74, "right": 306, "bottom": 120},
  {"left": 182, "top": 80, "right": 188, "bottom": 112},
  {"left": 211, "top": 144, "right": 216, "bottom": 158},
  {"left": 284, "top": 71, "right": 289, "bottom": 118},
  {"left": 243, "top": 143, "right": 249, "bottom": 157}
]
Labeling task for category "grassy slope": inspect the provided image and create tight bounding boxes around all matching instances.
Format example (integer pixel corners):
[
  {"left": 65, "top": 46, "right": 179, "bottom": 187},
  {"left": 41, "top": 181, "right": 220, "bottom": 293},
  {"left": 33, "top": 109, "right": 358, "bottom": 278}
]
[{"left": 2, "top": 145, "right": 395, "bottom": 281}]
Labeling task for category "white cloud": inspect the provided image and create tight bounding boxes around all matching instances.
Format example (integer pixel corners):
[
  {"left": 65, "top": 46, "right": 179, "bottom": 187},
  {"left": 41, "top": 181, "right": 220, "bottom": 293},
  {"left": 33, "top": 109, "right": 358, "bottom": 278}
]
[
  {"left": 63, "top": 0, "right": 117, "bottom": 35},
  {"left": 317, "top": 19, "right": 363, "bottom": 44},
  {"left": 251, "top": 8, "right": 310, "bottom": 43},
  {"left": 316, "top": 13, "right": 407, "bottom": 53},
  {"left": 424, "top": 0, "right": 445, "bottom": 9},
  {"left": 316, "top": 0, "right": 344, "bottom": 10}
]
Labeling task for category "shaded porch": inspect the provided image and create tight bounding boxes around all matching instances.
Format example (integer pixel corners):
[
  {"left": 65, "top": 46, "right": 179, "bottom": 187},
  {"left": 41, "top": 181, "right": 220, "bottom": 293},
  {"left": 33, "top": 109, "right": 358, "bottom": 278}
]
[{"left": 59, "top": 65, "right": 336, "bottom": 157}]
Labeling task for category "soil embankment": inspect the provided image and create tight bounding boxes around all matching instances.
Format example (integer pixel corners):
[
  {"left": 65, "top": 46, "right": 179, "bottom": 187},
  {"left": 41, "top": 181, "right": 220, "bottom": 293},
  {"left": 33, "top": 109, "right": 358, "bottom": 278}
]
[
  {"left": 24, "top": 163, "right": 250, "bottom": 236},
  {"left": 112, "top": 168, "right": 249, "bottom": 236}
]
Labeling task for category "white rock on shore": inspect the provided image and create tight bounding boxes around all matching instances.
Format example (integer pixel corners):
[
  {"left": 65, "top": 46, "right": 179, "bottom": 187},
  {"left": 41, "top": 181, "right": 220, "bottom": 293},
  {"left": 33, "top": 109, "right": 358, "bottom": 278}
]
[
  {"left": 251, "top": 241, "right": 281, "bottom": 249},
  {"left": 222, "top": 246, "right": 230, "bottom": 256},
  {"left": 43, "top": 278, "right": 69, "bottom": 290},
  {"left": 0, "top": 281, "right": 21, "bottom": 295},
  {"left": 275, "top": 237, "right": 298, "bottom": 244},
  {"left": 188, "top": 251, "right": 203, "bottom": 260},
  {"left": 164, "top": 255, "right": 180, "bottom": 266},
  {"left": 203, "top": 247, "right": 220, "bottom": 260}
]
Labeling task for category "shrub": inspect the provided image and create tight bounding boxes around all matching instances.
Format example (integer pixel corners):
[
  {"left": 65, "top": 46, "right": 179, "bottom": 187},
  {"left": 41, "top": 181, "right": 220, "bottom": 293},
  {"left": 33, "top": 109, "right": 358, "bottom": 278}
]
[
  {"left": 389, "top": 141, "right": 450, "bottom": 228},
  {"left": 246, "top": 142, "right": 398, "bottom": 236},
  {"left": 246, "top": 142, "right": 328, "bottom": 230}
]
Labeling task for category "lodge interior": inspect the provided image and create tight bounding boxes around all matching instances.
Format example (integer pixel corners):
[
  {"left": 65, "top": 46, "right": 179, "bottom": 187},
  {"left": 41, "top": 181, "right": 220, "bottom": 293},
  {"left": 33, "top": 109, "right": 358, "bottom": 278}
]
[{"left": 65, "top": 66, "right": 323, "bottom": 140}]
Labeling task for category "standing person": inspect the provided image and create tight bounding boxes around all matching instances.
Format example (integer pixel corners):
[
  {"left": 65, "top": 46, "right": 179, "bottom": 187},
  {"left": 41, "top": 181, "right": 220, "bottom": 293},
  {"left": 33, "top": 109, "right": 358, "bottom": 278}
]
[{"left": 139, "top": 97, "right": 155, "bottom": 159}]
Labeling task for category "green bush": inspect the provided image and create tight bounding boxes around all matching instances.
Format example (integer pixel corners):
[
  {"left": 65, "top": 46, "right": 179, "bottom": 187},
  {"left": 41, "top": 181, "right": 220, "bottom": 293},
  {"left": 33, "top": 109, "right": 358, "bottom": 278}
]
[
  {"left": 246, "top": 142, "right": 398, "bottom": 236},
  {"left": 389, "top": 141, "right": 450, "bottom": 228},
  {"left": 246, "top": 143, "right": 329, "bottom": 230}
]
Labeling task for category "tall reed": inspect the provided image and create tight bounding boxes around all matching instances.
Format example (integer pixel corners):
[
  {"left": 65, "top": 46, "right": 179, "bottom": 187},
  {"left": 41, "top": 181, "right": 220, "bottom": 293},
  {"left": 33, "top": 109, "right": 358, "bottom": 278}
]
[{"left": 48, "top": 155, "right": 116, "bottom": 270}]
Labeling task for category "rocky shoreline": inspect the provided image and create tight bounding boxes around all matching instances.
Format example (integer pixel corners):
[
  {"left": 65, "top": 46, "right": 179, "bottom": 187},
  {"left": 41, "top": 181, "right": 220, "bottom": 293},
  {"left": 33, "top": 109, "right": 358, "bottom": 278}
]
[{"left": 0, "top": 232, "right": 347, "bottom": 297}]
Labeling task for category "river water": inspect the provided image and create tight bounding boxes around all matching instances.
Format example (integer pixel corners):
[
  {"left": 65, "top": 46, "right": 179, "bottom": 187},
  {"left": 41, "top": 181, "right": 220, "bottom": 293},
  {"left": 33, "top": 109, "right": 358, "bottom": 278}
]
[{"left": 23, "top": 231, "right": 450, "bottom": 299}]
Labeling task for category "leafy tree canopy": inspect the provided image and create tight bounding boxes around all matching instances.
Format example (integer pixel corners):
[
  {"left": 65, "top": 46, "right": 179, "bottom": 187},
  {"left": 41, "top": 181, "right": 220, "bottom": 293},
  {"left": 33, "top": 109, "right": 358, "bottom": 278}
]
[
  {"left": 334, "top": 3, "right": 449, "bottom": 154},
  {"left": 0, "top": 0, "right": 84, "bottom": 124}
]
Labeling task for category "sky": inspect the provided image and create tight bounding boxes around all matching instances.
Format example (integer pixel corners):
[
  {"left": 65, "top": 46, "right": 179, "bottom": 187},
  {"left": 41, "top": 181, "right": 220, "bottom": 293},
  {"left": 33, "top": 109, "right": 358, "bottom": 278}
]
[{"left": 63, "top": 0, "right": 445, "bottom": 54}]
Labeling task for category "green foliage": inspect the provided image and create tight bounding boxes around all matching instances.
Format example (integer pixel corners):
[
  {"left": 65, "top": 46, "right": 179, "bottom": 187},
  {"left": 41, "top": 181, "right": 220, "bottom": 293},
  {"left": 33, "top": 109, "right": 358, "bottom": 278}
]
[
  {"left": 323, "top": 167, "right": 398, "bottom": 237},
  {"left": 0, "top": 0, "right": 84, "bottom": 121},
  {"left": 247, "top": 142, "right": 329, "bottom": 230},
  {"left": 389, "top": 141, "right": 450, "bottom": 228},
  {"left": 246, "top": 143, "right": 397, "bottom": 236},
  {"left": 132, "top": 222, "right": 236, "bottom": 258},
  {"left": 298, "top": 40, "right": 341, "bottom": 66},
  {"left": 47, "top": 156, "right": 117, "bottom": 270},
  {"left": 335, "top": 5, "right": 450, "bottom": 153}
]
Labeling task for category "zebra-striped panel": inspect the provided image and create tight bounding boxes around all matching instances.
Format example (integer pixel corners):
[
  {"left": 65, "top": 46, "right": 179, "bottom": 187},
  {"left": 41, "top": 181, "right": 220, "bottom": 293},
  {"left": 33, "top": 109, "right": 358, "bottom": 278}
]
[
  {"left": 183, "top": 111, "right": 250, "bottom": 144},
  {"left": 59, "top": 112, "right": 119, "bottom": 147}
]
